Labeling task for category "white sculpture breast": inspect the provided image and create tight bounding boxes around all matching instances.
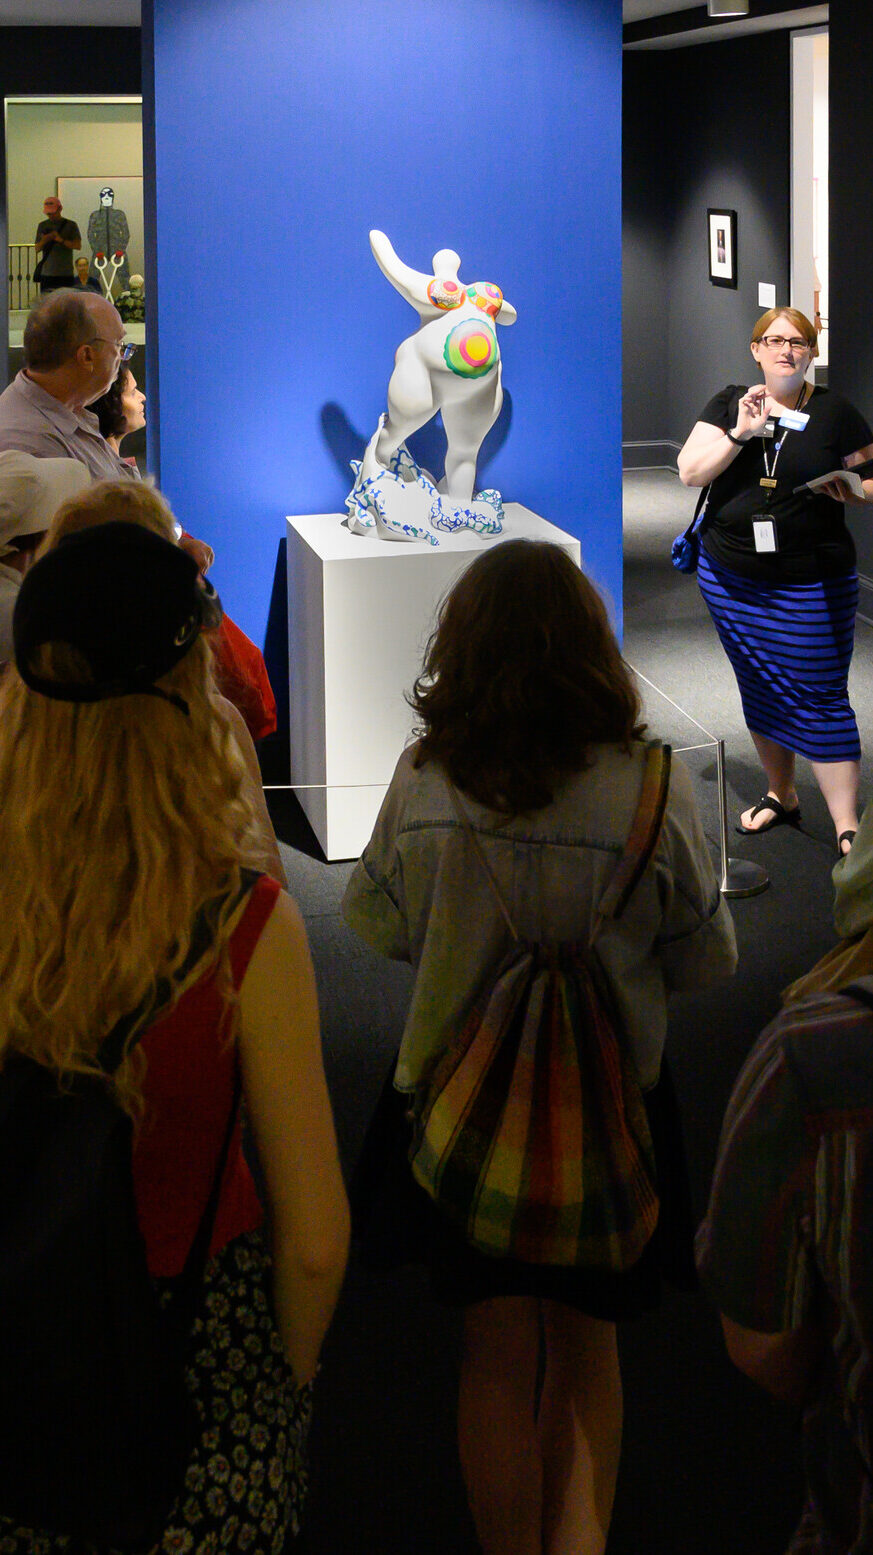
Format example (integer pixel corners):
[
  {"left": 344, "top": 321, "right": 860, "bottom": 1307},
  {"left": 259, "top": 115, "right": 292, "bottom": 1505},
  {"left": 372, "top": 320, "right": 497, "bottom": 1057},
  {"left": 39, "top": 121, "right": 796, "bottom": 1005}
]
[{"left": 346, "top": 230, "right": 517, "bottom": 544}]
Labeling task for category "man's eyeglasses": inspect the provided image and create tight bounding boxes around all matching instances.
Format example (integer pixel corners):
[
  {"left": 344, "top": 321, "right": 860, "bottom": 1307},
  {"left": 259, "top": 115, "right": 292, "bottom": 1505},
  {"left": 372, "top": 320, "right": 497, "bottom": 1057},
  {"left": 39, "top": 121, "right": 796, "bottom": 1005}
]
[
  {"left": 89, "top": 338, "right": 136, "bottom": 361},
  {"left": 758, "top": 335, "right": 810, "bottom": 352}
]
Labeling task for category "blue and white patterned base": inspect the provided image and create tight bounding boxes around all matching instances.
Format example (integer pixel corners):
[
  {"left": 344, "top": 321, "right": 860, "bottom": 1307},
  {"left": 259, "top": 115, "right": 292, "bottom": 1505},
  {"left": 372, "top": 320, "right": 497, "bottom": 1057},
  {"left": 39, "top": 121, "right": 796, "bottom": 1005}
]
[{"left": 345, "top": 435, "right": 504, "bottom": 546}]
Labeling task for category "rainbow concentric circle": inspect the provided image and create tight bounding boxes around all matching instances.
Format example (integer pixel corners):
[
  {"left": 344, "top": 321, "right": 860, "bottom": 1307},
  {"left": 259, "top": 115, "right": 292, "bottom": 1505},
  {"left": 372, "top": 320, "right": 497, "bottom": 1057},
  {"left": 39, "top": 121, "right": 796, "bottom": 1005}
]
[
  {"left": 428, "top": 277, "right": 466, "bottom": 310},
  {"left": 443, "top": 319, "right": 497, "bottom": 378},
  {"left": 468, "top": 282, "right": 503, "bottom": 319}
]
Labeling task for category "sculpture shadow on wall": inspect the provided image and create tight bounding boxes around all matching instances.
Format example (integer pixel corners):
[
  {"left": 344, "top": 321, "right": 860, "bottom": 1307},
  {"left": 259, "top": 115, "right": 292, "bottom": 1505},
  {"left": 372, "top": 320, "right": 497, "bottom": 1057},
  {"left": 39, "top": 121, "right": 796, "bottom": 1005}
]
[{"left": 319, "top": 392, "right": 513, "bottom": 491}]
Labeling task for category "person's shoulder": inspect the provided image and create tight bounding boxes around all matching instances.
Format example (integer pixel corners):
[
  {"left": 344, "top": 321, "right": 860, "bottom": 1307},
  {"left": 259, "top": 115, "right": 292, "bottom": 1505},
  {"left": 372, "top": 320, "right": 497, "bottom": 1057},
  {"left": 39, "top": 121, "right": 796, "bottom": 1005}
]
[
  {"left": 711, "top": 383, "right": 746, "bottom": 404},
  {"left": 810, "top": 385, "right": 863, "bottom": 419},
  {"left": 387, "top": 742, "right": 439, "bottom": 816},
  {"left": 777, "top": 984, "right": 873, "bottom": 1115},
  {"left": 546, "top": 742, "right": 650, "bottom": 830},
  {"left": 0, "top": 373, "right": 38, "bottom": 422},
  {"left": 809, "top": 387, "right": 873, "bottom": 441},
  {"left": 0, "top": 372, "right": 23, "bottom": 404},
  {"left": 698, "top": 384, "right": 745, "bottom": 424}
]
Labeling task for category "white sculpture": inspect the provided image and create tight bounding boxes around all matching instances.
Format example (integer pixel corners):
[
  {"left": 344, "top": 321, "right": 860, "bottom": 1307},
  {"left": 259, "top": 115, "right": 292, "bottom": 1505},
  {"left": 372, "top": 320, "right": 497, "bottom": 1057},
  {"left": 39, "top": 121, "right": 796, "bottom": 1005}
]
[{"left": 346, "top": 230, "right": 516, "bottom": 544}]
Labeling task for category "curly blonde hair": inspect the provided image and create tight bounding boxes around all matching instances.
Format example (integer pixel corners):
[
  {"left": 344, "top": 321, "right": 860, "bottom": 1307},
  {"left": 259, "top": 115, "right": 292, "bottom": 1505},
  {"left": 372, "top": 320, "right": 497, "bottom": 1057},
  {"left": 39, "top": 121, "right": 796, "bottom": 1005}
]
[{"left": 0, "top": 481, "right": 266, "bottom": 1112}]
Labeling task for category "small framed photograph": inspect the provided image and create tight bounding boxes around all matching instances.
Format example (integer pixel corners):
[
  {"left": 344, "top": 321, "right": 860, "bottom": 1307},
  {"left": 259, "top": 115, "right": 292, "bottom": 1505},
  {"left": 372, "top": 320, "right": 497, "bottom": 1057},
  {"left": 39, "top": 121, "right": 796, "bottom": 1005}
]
[{"left": 708, "top": 208, "right": 737, "bottom": 289}]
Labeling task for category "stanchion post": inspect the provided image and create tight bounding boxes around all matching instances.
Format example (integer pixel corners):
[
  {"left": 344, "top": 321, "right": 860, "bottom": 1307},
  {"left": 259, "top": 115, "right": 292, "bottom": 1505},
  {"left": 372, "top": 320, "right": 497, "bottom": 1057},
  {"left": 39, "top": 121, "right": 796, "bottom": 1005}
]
[{"left": 716, "top": 738, "right": 769, "bottom": 898}]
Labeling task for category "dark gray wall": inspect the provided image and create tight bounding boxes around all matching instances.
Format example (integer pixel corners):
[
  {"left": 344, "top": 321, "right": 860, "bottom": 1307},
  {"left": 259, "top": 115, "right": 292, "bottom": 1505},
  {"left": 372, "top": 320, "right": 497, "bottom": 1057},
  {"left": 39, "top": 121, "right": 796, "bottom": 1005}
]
[
  {"left": 623, "top": 32, "right": 791, "bottom": 451},
  {"left": 622, "top": 53, "right": 670, "bottom": 451},
  {"left": 1, "top": 27, "right": 141, "bottom": 389},
  {"left": 829, "top": 0, "right": 873, "bottom": 583}
]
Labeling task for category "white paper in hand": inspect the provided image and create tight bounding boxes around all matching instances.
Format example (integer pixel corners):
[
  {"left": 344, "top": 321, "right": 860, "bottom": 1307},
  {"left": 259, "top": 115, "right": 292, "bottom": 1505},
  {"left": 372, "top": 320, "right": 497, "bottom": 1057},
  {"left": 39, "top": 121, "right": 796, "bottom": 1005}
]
[{"left": 799, "top": 469, "right": 865, "bottom": 498}]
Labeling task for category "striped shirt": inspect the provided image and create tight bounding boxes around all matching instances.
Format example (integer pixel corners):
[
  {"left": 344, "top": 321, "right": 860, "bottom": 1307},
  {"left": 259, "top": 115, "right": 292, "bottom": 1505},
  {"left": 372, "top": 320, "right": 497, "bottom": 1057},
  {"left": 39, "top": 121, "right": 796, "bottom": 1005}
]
[{"left": 697, "top": 983, "right": 873, "bottom": 1552}]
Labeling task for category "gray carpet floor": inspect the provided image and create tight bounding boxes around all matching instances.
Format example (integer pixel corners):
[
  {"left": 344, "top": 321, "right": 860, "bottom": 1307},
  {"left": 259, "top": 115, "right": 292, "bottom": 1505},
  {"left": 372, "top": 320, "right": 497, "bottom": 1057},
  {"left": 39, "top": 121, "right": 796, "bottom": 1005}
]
[{"left": 272, "top": 467, "right": 872, "bottom": 1554}]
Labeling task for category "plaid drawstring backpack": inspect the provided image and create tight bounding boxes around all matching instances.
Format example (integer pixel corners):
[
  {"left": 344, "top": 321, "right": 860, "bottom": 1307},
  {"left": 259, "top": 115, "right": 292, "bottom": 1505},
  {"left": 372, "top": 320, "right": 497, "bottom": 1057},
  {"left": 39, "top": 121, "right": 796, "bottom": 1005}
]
[{"left": 409, "top": 743, "right": 671, "bottom": 1270}]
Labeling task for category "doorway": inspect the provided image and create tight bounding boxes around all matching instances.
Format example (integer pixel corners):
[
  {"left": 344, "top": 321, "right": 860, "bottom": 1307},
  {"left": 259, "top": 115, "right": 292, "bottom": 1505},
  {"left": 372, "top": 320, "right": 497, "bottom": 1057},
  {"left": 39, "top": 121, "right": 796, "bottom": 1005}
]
[{"left": 791, "top": 28, "right": 828, "bottom": 374}]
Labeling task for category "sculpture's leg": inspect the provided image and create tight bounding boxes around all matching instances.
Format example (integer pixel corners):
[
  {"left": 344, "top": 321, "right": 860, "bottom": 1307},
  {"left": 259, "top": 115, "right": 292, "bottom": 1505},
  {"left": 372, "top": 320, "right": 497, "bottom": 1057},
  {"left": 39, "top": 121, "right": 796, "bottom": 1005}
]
[
  {"left": 440, "top": 377, "right": 503, "bottom": 503},
  {"left": 375, "top": 344, "right": 435, "bottom": 467}
]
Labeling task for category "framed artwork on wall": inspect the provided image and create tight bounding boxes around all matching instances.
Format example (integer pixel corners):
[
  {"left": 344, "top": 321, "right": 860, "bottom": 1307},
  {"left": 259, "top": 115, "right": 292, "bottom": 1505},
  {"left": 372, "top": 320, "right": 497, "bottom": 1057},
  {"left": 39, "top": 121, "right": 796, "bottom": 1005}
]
[{"left": 708, "top": 208, "right": 737, "bottom": 289}]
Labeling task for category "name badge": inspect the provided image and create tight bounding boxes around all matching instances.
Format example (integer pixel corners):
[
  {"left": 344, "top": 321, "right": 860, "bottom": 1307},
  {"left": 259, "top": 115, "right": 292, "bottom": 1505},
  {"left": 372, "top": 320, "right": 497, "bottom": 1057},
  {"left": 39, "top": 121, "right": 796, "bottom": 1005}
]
[
  {"left": 753, "top": 518, "right": 778, "bottom": 553},
  {"left": 777, "top": 409, "right": 810, "bottom": 432}
]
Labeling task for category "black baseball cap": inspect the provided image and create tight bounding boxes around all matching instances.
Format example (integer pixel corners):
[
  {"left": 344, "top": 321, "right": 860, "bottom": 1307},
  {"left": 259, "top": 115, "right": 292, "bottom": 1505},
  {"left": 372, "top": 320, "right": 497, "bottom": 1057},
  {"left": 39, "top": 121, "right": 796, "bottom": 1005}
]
[{"left": 13, "top": 520, "right": 223, "bottom": 714}]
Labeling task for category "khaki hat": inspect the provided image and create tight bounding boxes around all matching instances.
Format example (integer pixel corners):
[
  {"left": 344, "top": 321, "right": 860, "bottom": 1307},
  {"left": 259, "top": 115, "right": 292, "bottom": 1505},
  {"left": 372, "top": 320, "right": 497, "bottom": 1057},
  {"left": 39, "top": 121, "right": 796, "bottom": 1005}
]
[{"left": 0, "top": 452, "right": 91, "bottom": 555}]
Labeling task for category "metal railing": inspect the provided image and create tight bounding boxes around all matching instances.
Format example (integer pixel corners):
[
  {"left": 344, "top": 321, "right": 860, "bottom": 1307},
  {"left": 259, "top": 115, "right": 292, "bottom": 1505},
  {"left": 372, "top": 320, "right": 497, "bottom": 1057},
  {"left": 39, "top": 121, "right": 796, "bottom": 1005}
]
[{"left": 8, "top": 243, "right": 37, "bottom": 311}]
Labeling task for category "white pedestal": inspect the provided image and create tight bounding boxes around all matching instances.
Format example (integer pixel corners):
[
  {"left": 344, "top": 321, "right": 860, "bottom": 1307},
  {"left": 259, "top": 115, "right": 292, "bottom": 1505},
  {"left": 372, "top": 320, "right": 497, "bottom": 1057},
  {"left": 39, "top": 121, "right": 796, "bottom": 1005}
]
[{"left": 286, "top": 504, "right": 581, "bottom": 860}]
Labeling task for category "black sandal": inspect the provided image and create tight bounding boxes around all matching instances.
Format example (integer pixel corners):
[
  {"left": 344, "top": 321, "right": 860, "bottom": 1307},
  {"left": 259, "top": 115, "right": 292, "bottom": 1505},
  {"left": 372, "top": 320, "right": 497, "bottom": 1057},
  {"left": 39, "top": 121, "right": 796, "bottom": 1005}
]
[
  {"left": 838, "top": 830, "right": 857, "bottom": 857},
  {"left": 735, "top": 794, "right": 802, "bottom": 835}
]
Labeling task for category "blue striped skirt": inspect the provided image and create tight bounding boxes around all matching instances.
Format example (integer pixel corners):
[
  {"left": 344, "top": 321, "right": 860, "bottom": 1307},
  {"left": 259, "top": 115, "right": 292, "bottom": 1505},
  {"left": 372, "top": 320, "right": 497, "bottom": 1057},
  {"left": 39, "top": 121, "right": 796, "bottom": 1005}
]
[{"left": 697, "top": 548, "right": 861, "bottom": 763}]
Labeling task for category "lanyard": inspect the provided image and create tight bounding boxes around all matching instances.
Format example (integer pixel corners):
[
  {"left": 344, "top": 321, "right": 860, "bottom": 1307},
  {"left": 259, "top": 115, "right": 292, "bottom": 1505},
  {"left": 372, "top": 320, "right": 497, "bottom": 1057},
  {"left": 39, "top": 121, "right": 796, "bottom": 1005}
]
[{"left": 759, "top": 382, "right": 809, "bottom": 500}]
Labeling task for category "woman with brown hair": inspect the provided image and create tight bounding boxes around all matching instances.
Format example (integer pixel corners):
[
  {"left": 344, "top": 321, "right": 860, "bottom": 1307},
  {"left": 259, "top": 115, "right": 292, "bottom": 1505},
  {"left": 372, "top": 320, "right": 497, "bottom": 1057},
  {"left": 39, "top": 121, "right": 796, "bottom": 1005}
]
[
  {"left": 0, "top": 481, "right": 349, "bottom": 1551},
  {"left": 91, "top": 357, "right": 145, "bottom": 460},
  {"left": 343, "top": 538, "right": 736, "bottom": 1555},
  {"left": 678, "top": 307, "right": 873, "bottom": 855}
]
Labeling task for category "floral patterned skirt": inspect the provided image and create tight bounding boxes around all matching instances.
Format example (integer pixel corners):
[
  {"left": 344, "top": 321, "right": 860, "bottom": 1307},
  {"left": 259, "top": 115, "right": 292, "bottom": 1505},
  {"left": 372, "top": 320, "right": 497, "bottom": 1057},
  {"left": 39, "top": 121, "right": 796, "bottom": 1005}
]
[{"left": 0, "top": 1230, "right": 312, "bottom": 1554}]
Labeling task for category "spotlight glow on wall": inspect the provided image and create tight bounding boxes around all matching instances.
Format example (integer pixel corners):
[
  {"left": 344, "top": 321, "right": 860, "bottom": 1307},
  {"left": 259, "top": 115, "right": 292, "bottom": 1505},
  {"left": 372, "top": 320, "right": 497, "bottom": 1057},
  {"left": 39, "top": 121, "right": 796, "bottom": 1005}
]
[{"left": 707, "top": 0, "right": 749, "bottom": 13}]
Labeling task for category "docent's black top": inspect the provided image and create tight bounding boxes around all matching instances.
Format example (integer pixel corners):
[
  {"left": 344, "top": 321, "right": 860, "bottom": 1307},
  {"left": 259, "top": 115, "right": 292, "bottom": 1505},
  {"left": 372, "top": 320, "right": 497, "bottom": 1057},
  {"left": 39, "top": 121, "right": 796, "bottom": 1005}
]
[{"left": 697, "top": 384, "right": 872, "bottom": 583}]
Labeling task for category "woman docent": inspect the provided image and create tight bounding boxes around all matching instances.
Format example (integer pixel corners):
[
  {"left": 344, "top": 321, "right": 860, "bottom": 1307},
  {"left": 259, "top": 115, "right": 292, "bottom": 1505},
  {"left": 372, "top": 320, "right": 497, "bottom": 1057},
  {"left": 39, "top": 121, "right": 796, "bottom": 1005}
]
[{"left": 678, "top": 308, "right": 873, "bottom": 855}]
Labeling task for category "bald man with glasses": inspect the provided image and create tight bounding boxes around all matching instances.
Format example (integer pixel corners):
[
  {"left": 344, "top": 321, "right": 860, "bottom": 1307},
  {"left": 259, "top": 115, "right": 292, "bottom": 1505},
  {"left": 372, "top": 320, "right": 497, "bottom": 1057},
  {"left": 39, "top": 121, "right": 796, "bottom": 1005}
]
[{"left": 0, "top": 290, "right": 138, "bottom": 482}]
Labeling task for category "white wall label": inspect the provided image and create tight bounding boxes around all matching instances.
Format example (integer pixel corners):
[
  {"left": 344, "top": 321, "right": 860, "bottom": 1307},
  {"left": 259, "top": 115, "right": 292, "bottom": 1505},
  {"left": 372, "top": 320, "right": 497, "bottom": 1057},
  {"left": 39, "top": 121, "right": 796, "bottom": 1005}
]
[{"left": 758, "top": 282, "right": 777, "bottom": 308}]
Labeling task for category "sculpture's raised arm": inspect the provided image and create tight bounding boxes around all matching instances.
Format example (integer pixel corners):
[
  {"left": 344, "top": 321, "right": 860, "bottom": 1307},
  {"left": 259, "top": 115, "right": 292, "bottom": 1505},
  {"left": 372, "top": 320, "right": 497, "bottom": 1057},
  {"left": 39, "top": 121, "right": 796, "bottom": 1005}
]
[{"left": 369, "top": 229, "right": 460, "bottom": 312}]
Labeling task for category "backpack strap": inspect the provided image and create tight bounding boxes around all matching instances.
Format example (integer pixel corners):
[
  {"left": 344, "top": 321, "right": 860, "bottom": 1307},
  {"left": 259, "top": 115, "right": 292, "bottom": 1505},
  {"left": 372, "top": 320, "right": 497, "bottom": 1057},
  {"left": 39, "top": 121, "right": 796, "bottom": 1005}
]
[
  {"left": 102, "top": 868, "right": 263, "bottom": 1313},
  {"left": 175, "top": 1065, "right": 242, "bottom": 1301},
  {"left": 447, "top": 741, "right": 672, "bottom": 949},
  {"left": 593, "top": 742, "right": 672, "bottom": 933}
]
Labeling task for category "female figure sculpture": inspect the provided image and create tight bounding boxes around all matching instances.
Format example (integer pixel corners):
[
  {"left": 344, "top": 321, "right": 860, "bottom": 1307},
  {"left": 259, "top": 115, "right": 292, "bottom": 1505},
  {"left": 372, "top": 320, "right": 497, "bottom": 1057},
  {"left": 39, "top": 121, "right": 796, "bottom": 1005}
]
[{"left": 347, "top": 231, "right": 516, "bottom": 544}]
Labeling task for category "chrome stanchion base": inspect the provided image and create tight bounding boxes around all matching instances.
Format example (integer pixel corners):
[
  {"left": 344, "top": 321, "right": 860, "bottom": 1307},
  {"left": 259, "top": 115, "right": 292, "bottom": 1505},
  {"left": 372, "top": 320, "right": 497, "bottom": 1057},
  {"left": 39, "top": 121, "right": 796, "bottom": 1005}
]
[
  {"left": 715, "top": 739, "right": 769, "bottom": 898},
  {"left": 721, "top": 857, "right": 770, "bottom": 898}
]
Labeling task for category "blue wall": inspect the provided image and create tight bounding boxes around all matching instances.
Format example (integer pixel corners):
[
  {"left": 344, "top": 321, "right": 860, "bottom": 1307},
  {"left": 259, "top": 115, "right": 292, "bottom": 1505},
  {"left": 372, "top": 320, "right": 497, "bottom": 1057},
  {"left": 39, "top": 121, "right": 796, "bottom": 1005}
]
[{"left": 144, "top": 0, "right": 622, "bottom": 643}]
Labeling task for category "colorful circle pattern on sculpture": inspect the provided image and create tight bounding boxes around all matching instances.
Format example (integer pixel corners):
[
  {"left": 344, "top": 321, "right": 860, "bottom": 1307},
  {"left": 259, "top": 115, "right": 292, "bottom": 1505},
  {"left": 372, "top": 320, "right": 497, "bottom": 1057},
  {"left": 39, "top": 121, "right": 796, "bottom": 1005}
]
[
  {"left": 443, "top": 319, "right": 498, "bottom": 378},
  {"left": 428, "top": 277, "right": 466, "bottom": 310},
  {"left": 468, "top": 282, "right": 503, "bottom": 320}
]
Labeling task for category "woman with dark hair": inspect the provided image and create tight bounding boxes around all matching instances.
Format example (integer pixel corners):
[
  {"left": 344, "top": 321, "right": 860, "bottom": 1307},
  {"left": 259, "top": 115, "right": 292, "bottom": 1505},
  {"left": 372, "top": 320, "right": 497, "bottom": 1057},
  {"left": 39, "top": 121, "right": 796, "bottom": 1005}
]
[
  {"left": 343, "top": 539, "right": 736, "bottom": 1555},
  {"left": 92, "top": 360, "right": 144, "bottom": 458},
  {"left": 678, "top": 308, "right": 873, "bottom": 855}
]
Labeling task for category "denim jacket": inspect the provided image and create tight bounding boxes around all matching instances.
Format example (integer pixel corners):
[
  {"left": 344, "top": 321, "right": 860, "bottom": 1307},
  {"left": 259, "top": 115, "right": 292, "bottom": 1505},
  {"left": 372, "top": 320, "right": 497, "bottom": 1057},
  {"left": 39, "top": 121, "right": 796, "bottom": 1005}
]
[{"left": 342, "top": 742, "right": 737, "bottom": 1092}]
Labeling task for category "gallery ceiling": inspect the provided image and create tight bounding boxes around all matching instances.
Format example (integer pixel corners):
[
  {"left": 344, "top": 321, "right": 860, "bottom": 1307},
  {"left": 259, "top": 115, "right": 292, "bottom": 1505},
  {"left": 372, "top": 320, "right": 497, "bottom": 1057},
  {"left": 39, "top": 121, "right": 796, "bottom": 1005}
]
[
  {"left": 1, "top": 1, "right": 696, "bottom": 21},
  {"left": 0, "top": 0, "right": 827, "bottom": 30},
  {"left": 624, "top": 0, "right": 827, "bottom": 48}
]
